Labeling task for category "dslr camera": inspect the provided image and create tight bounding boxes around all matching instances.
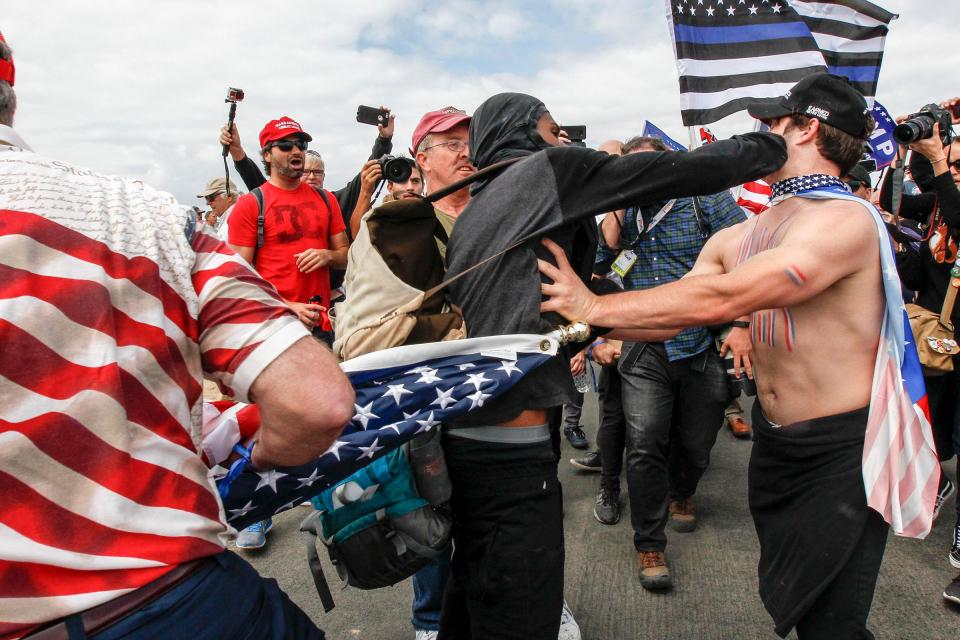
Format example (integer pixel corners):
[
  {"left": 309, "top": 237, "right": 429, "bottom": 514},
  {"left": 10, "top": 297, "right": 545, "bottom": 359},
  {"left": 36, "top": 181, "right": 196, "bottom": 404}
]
[
  {"left": 378, "top": 155, "right": 413, "bottom": 183},
  {"left": 893, "top": 103, "right": 953, "bottom": 146}
]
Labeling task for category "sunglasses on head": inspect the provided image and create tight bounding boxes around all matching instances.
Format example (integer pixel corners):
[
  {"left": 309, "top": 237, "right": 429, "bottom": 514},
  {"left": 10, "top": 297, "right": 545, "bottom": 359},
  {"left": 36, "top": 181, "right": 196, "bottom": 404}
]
[{"left": 269, "top": 139, "right": 308, "bottom": 152}]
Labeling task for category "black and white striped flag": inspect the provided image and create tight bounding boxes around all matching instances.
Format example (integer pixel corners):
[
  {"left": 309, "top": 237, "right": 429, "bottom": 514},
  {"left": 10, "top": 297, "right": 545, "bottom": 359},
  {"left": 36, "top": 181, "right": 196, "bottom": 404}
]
[{"left": 666, "top": 0, "right": 896, "bottom": 126}]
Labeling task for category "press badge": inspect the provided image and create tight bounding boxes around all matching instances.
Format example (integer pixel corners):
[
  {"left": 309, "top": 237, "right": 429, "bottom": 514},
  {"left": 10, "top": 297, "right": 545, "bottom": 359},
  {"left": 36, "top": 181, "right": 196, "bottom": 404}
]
[{"left": 611, "top": 249, "right": 637, "bottom": 278}]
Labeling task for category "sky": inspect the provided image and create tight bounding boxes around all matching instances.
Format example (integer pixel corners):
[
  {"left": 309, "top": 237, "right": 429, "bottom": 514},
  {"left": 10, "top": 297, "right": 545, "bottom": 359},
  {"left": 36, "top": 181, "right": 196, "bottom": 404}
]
[{"left": 3, "top": 0, "right": 956, "bottom": 205}]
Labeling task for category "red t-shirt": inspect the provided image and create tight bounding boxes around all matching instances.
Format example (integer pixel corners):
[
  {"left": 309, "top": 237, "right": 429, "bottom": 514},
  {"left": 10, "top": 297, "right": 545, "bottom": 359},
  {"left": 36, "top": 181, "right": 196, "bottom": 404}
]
[{"left": 229, "top": 182, "right": 345, "bottom": 306}]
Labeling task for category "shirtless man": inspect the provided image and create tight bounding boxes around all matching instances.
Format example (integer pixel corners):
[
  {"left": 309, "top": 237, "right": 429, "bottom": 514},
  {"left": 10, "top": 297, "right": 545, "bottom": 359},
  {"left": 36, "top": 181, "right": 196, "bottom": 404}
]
[{"left": 538, "top": 74, "right": 936, "bottom": 639}]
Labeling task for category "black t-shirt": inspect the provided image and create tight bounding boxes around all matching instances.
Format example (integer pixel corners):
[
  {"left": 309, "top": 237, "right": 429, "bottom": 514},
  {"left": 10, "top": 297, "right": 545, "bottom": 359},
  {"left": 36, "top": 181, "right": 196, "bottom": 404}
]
[{"left": 446, "top": 132, "right": 787, "bottom": 426}]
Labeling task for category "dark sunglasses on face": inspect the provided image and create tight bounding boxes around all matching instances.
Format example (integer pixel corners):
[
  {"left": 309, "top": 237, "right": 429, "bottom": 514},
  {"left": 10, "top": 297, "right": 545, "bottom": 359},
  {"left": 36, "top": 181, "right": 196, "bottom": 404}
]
[
  {"left": 204, "top": 192, "right": 221, "bottom": 203},
  {"left": 270, "top": 139, "right": 308, "bottom": 152},
  {"left": 949, "top": 159, "right": 960, "bottom": 171}
]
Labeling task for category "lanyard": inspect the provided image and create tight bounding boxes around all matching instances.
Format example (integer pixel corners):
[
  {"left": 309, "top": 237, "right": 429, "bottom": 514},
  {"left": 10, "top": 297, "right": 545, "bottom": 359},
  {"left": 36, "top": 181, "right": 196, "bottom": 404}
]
[{"left": 638, "top": 199, "right": 676, "bottom": 236}]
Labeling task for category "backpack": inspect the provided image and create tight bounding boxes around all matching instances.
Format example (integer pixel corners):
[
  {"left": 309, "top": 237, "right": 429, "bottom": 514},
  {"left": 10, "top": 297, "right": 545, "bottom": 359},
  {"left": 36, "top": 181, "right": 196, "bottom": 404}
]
[
  {"left": 300, "top": 434, "right": 452, "bottom": 612},
  {"left": 330, "top": 158, "right": 521, "bottom": 361}
]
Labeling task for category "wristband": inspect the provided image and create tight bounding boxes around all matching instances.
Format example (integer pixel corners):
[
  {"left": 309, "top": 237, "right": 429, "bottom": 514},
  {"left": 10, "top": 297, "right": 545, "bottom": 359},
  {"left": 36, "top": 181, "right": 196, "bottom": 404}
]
[
  {"left": 731, "top": 320, "right": 751, "bottom": 329},
  {"left": 217, "top": 440, "right": 257, "bottom": 499}
]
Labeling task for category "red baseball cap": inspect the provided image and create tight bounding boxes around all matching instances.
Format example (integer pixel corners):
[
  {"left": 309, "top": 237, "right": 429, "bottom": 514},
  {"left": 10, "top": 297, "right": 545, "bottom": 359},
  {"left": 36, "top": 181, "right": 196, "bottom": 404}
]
[
  {"left": 411, "top": 107, "right": 470, "bottom": 154},
  {"left": 259, "top": 116, "right": 312, "bottom": 149},
  {"left": 0, "top": 32, "right": 15, "bottom": 86}
]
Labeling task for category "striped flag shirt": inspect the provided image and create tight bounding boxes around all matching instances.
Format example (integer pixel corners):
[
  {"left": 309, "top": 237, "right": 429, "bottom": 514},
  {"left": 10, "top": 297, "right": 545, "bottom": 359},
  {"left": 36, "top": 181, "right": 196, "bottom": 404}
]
[
  {"left": 0, "top": 131, "right": 311, "bottom": 639},
  {"left": 665, "top": 0, "right": 895, "bottom": 125}
]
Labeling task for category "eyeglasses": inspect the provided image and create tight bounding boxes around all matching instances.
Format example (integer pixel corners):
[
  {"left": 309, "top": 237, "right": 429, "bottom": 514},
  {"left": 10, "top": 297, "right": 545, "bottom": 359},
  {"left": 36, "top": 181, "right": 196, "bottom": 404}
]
[
  {"left": 269, "top": 139, "right": 308, "bottom": 152},
  {"left": 949, "top": 159, "right": 960, "bottom": 171},
  {"left": 422, "top": 140, "right": 467, "bottom": 154},
  {"left": 303, "top": 169, "right": 325, "bottom": 177},
  {"left": 204, "top": 192, "right": 222, "bottom": 203}
]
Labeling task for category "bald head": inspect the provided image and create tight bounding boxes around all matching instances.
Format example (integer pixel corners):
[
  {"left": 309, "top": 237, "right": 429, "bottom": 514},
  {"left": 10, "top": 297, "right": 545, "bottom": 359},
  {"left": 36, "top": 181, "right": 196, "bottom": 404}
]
[{"left": 598, "top": 139, "right": 623, "bottom": 156}]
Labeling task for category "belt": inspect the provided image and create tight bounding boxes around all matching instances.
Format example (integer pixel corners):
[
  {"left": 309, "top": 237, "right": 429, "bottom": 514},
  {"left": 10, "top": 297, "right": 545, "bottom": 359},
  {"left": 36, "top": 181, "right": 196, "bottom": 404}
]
[{"left": 27, "top": 556, "right": 213, "bottom": 640}]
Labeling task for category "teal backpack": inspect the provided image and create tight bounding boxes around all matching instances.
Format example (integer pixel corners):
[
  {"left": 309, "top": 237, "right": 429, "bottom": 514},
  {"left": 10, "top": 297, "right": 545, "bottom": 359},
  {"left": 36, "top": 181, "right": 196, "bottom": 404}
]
[{"left": 300, "top": 433, "right": 452, "bottom": 612}]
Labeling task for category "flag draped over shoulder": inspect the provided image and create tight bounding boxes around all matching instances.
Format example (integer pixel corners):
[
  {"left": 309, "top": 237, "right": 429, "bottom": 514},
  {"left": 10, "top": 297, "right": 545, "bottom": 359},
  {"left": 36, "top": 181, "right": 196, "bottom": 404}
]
[
  {"left": 799, "top": 187, "right": 940, "bottom": 539},
  {"left": 665, "top": 0, "right": 896, "bottom": 125},
  {"left": 211, "top": 333, "right": 559, "bottom": 531}
]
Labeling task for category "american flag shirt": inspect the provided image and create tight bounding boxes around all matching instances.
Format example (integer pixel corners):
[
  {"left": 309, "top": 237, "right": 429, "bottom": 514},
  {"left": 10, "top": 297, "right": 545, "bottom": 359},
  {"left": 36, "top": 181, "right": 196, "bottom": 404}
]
[{"left": 0, "top": 129, "right": 310, "bottom": 638}]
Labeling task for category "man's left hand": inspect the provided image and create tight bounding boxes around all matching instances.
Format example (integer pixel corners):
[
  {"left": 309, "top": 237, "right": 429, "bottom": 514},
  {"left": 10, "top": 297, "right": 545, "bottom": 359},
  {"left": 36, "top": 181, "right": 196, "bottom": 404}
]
[
  {"left": 295, "top": 248, "right": 333, "bottom": 273},
  {"left": 719, "top": 326, "right": 753, "bottom": 380},
  {"left": 539, "top": 238, "right": 599, "bottom": 323}
]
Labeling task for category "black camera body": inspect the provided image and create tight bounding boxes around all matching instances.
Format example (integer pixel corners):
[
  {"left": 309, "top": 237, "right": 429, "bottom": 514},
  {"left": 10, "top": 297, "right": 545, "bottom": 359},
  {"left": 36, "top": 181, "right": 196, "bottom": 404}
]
[
  {"left": 893, "top": 103, "right": 953, "bottom": 146},
  {"left": 378, "top": 155, "right": 413, "bottom": 183}
]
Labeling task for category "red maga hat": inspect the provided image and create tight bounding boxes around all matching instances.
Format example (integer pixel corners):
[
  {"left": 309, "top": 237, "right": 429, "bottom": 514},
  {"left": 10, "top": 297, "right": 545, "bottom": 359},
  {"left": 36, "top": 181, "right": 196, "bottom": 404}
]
[{"left": 259, "top": 116, "right": 312, "bottom": 149}]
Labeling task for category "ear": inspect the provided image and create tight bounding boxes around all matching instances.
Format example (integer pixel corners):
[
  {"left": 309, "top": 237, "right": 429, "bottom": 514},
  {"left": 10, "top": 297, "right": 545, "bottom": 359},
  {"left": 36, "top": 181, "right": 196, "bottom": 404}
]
[
  {"left": 415, "top": 151, "right": 429, "bottom": 174},
  {"left": 796, "top": 117, "right": 820, "bottom": 144}
]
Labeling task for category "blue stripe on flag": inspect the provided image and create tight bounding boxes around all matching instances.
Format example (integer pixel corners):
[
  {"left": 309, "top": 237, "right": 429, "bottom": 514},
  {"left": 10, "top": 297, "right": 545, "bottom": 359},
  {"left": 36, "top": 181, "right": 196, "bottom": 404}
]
[
  {"left": 829, "top": 65, "right": 881, "bottom": 83},
  {"left": 673, "top": 22, "right": 813, "bottom": 45}
]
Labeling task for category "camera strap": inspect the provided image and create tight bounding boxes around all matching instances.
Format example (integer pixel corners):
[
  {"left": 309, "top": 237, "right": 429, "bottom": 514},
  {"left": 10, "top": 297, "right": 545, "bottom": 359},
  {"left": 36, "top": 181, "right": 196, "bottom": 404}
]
[{"left": 891, "top": 152, "right": 906, "bottom": 223}]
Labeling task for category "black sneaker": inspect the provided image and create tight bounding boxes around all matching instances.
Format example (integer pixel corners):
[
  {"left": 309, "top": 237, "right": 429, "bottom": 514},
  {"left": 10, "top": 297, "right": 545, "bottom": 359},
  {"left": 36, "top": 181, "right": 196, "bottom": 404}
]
[
  {"left": 935, "top": 476, "right": 956, "bottom": 521},
  {"left": 950, "top": 515, "right": 960, "bottom": 570},
  {"left": 564, "top": 425, "right": 590, "bottom": 450},
  {"left": 944, "top": 573, "right": 960, "bottom": 606},
  {"left": 570, "top": 449, "right": 602, "bottom": 472},
  {"left": 594, "top": 488, "right": 621, "bottom": 525}
]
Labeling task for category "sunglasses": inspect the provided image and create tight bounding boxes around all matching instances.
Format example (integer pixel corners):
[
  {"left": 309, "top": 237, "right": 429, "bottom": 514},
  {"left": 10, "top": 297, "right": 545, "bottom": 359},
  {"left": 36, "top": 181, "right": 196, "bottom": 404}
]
[
  {"left": 204, "top": 192, "right": 221, "bottom": 203},
  {"left": 269, "top": 139, "right": 308, "bottom": 152},
  {"left": 950, "top": 159, "right": 960, "bottom": 171}
]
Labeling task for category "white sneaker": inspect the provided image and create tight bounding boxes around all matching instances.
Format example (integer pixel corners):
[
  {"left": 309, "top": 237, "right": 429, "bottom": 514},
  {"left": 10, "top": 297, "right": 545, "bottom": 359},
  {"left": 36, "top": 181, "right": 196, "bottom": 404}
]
[
  {"left": 414, "top": 630, "right": 438, "bottom": 640},
  {"left": 558, "top": 599, "right": 581, "bottom": 640}
]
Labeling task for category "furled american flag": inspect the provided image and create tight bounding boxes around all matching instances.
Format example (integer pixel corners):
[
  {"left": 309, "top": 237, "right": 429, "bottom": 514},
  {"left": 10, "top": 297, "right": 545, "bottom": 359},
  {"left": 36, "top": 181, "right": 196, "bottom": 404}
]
[
  {"left": 665, "top": 0, "right": 896, "bottom": 126},
  {"left": 800, "top": 187, "right": 940, "bottom": 539},
  {"left": 698, "top": 125, "right": 771, "bottom": 214},
  {"left": 213, "top": 333, "right": 559, "bottom": 531}
]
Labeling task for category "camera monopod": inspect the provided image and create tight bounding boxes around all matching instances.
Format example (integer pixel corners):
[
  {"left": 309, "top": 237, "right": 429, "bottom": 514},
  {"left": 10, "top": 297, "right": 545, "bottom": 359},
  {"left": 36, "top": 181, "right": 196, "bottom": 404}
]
[{"left": 222, "top": 87, "right": 245, "bottom": 197}]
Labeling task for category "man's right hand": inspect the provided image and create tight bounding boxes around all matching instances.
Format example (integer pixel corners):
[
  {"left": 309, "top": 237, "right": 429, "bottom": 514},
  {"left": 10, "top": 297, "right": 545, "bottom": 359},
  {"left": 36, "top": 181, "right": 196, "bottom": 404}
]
[
  {"left": 591, "top": 341, "right": 621, "bottom": 366},
  {"left": 287, "top": 301, "right": 323, "bottom": 329},
  {"left": 220, "top": 123, "right": 246, "bottom": 162},
  {"left": 359, "top": 159, "right": 383, "bottom": 193}
]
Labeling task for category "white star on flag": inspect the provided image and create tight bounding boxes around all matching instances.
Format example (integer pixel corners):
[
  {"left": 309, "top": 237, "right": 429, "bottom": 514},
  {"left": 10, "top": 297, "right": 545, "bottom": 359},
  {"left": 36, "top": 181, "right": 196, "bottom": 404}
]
[
  {"left": 228, "top": 500, "right": 256, "bottom": 519},
  {"left": 748, "top": 4, "right": 758, "bottom": 15},
  {"left": 706, "top": 6, "right": 714, "bottom": 15},
  {"left": 431, "top": 387, "right": 457, "bottom": 409},
  {"left": 457, "top": 363, "right": 476, "bottom": 371},
  {"left": 727, "top": 6, "right": 736, "bottom": 15},
  {"left": 325, "top": 440, "right": 348, "bottom": 461},
  {"left": 380, "top": 422, "right": 403, "bottom": 434},
  {"left": 296, "top": 468, "right": 324, "bottom": 489},
  {"left": 353, "top": 402, "right": 379, "bottom": 429},
  {"left": 382, "top": 384, "right": 413, "bottom": 405},
  {"left": 277, "top": 498, "right": 301, "bottom": 512},
  {"left": 416, "top": 412, "right": 441, "bottom": 434},
  {"left": 358, "top": 438, "right": 384, "bottom": 460},
  {"left": 772, "top": 2, "right": 781, "bottom": 12},
  {"left": 415, "top": 368, "right": 441, "bottom": 384},
  {"left": 467, "top": 390, "right": 491, "bottom": 410},
  {"left": 497, "top": 360, "right": 522, "bottom": 377},
  {"left": 405, "top": 366, "right": 434, "bottom": 375},
  {"left": 464, "top": 372, "right": 490, "bottom": 391},
  {"left": 255, "top": 469, "right": 287, "bottom": 493}
]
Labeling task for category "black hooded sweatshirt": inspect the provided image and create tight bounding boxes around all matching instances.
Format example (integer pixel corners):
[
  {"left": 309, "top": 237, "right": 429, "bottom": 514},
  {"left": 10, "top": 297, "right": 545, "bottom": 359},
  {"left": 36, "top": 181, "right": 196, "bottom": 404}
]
[{"left": 446, "top": 93, "right": 787, "bottom": 427}]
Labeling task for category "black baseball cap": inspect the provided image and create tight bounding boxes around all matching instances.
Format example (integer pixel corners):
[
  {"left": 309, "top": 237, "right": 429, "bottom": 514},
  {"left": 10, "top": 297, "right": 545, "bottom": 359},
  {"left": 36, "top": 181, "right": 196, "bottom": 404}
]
[
  {"left": 845, "top": 163, "right": 871, "bottom": 186},
  {"left": 747, "top": 73, "right": 870, "bottom": 137}
]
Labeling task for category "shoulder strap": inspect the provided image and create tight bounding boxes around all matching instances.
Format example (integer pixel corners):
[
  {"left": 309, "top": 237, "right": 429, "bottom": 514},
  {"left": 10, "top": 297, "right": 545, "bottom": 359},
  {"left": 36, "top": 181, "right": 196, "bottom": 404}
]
[
  {"left": 312, "top": 185, "right": 332, "bottom": 210},
  {"left": 691, "top": 196, "right": 710, "bottom": 240},
  {"left": 424, "top": 157, "right": 521, "bottom": 204},
  {"left": 252, "top": 187, "right": 265, "bottom": 267},
  {"left": 300, "top": 511, "right": 336, "bottom": 613},
  {"left": 941, "top": 260, "right": 960, "bottom": 326}
]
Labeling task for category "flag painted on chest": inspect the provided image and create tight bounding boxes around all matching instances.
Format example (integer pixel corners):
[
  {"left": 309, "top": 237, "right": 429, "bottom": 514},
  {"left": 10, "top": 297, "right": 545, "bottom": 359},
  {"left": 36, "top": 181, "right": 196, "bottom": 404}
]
[{"left": 215, "top": 334, "right": 558, "bottom": 530}]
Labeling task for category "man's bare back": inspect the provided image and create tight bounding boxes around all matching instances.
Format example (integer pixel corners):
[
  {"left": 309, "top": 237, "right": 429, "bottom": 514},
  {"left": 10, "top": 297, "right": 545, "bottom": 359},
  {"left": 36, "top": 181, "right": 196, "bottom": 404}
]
[{"left": 706, "top": 196, "right": 885, "bottom": 424}]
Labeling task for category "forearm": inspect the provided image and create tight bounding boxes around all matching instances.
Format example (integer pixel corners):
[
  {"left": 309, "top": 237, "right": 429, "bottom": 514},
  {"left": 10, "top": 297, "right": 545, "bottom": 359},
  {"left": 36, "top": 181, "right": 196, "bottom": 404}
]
[
  {"left": 328, "top": 247, "right": 348, "bottom": 270},
  {"left": 606, "top": 328, "right": 681, "bottom": 342},
  {"left": 600, "top": 211, "right": 624, "bottom": 249},
  {"left": 349, "top": 189, "right": 375, "bottom": 238},
  {"left": 234, "top": 155, "right": 267, "bottom": 191}
]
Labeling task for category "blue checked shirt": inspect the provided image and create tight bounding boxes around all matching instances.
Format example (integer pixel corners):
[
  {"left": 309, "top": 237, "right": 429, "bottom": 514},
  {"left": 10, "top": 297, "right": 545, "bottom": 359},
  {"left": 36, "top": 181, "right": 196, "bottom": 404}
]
[{"left": 599, "top": 191, "right": 746, "bottom": 361}]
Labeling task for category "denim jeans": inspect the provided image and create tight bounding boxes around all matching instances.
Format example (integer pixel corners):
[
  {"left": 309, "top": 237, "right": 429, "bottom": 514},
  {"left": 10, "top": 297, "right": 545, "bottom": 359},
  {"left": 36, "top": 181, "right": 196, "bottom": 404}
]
[
  {"left": 63, "top": 551, "right": 322, "bottom": 639},
  {"left": 561, "top": 391, "right": 584, "bottom": 429},
  {"left": 439, "top": 435, "right": 564, "bottom": 640},
  {"left": 411, "top": 546, "right": 451, "bottom": 631},
  {"left": 596, "top": 365, "right": 626, "bottom": 494},
  {"left": 618, "top": 343, "right": 728, "bottom": 551}
]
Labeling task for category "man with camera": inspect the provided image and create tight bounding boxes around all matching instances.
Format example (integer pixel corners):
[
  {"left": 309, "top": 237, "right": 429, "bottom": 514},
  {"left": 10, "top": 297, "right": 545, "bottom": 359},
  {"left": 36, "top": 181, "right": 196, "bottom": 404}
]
[
  {"left": 538, "top": 73, "right": 927, "bottom": 638},
  {"left": 595, "top": 134, "right": 752, "bottom": 591},
  {"left": 0, "top": 35, "right": 354, "bottom": 639},
  {"left": 196, "top": 176, "right": 241, "bottom": 241}
]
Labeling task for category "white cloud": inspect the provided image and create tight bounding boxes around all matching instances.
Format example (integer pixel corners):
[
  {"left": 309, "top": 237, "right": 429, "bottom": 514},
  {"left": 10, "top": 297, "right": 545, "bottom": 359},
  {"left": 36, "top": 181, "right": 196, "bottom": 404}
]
[{"left": 2, "top": 0, "right": 955, "bottom": 206}]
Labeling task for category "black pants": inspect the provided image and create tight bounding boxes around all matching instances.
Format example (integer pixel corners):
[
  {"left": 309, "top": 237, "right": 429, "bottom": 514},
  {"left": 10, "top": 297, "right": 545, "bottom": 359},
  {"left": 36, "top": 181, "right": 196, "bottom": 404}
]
[
  {"left": 794, "top": 509, "right": 888, "bottom": 640},
  {"left": 596, "top": 365, "right": 626, "bottom": 493},
  {"left": 924, "top": 369, "right": 958, "bottom": 461},
  {"left": 438, "top": 435, "right": 564, "bottom": 640},
  {"left": 618, "top": 343, "right": 728, "bottom": 551}
]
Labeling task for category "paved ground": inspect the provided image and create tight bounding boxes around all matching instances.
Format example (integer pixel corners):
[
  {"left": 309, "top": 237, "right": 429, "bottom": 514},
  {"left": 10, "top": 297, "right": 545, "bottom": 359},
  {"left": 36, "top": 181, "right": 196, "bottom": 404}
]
[{"left": 238, "top": 391, "right": 959, "bottom": 639}]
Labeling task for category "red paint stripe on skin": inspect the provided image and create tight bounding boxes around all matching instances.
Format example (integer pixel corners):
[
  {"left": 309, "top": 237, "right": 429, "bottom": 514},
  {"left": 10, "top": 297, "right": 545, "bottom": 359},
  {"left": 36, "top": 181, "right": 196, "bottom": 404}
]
[
  {"left": 0, "top": 472, "right": 222, "bottom": 568},
  {"left": 1, "top": 415, "right": 221, "bottom": 518},
  {"left": 199, "top": 296, "right": 292, "bottom": 330},
  {"left": 1, "top": 209, "right": 197, "bottom": 338},
  {"left": 0, "top": 264, "right": 201, "bottom": 403},
  {"left": 0, "top": 321, "right": 196, "bottom": 452}
]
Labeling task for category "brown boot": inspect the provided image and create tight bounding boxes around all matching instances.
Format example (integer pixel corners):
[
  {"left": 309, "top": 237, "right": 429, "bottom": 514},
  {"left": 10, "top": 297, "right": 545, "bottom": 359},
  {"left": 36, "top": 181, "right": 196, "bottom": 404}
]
[
  {"left": 728, "top": 415, "right": 752, "bottom": 439},
  {"left": 637, "top": 551, "right": 673, "bottom": 591},
  {"left": 668, "top": 498, "right": 697, "bottom": 532}
]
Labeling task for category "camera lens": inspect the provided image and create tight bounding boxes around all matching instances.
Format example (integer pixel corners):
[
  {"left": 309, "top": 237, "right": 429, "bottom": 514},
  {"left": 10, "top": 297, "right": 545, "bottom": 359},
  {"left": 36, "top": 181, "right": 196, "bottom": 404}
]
[
  {"left": 893, "top": 114, "right": 935, "bottom": 145},
  {"left": 383, "top": 158, "right": 412, "bottom": 183}
]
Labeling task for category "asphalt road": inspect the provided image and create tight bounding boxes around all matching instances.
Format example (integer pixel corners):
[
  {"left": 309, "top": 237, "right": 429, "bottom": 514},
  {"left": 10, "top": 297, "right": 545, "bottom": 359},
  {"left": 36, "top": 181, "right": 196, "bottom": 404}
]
[{"left": 238, "top": 391, "right": 959, "bottom": 639}]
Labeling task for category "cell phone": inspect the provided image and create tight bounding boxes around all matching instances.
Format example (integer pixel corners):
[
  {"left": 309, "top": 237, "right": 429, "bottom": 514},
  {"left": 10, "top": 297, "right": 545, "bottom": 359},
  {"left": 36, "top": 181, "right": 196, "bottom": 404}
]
[
  {"left": 357, "top": 105, "right": 390, "bottom": 128},
  {"left": 561, "top": 125, "right": 586, "bottom": 142}
]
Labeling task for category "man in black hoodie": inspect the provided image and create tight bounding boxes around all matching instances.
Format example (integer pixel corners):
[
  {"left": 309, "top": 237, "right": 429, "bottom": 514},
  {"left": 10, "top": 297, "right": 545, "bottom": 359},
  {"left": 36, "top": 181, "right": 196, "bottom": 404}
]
[{"left": 440, "top": 92, "right": 785, "bottom": 639}]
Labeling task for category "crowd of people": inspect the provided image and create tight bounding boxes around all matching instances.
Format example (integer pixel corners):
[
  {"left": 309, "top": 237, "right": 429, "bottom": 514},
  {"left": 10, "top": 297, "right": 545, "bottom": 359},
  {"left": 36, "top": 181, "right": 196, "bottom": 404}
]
[{"left": 2, "top": 25, "right": 959, "bottom": 640}]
